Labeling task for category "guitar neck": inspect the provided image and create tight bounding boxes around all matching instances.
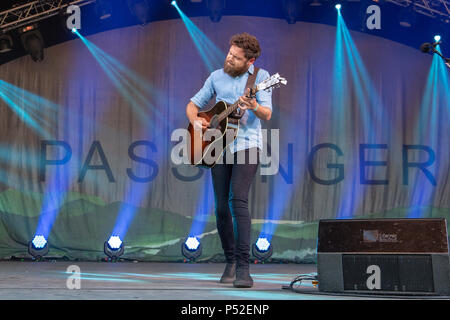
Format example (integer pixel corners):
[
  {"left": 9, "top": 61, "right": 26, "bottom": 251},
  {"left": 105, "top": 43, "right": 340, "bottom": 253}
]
[{"left": 217, "top": 88, "right": 258, "bottom": 122}]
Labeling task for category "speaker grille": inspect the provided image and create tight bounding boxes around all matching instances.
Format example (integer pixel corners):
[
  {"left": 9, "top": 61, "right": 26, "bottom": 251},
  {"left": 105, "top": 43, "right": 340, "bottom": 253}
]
[{"left": 342, "top": 254, "right": 434, "bottom": 293}]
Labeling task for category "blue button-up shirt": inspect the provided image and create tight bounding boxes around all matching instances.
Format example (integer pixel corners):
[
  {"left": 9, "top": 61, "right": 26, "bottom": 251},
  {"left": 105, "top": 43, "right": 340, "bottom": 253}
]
[{"left": 191, "top": 64, "right": 272, "bottom": 153}]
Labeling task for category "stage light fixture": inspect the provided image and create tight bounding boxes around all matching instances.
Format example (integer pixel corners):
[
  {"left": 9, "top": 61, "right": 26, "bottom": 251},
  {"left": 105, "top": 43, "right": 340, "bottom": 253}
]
[
  {"left": 128, "top": 0, "right": 151, "bottom": 26},
  {"left": 95, "top": 0, "right": 113, "bottom": 20},
  {"left": 206, "top": 0, "right": 225, "bottom": 23},
  {"left": 399, "top": 4, "right": 416, "bottom": 27},
  {"left": 28, "top": 235, "right": 49, "bottom": 259},
  {"left": 309, "top": 0, "right": 322, "bottom": 7},
  {"left": 434, "top": 35, "right": 441, "bottom": 42},
  {"left": 104, "top": 235, "right": 124, "bottom": 260},
  {"left": 252, "top": 237, "right": 273, "bottom": 262},
  {"left": 171, "top": 0, "right": 177, "bottom": 5},
  {"left": 0, "top": 34, "right": 13, "bottom": 54},
  {"left": 282, "top": 0, "right": 302, "bottom": 24},
  {"left": 20, "top": 26, "right": 44, "bottom": 62},
  {"left": 181, "top": 236, "right": 202, "bottom": 261},
  {"left": 335, "top": 3, "right": 342, "bottom": 10}
]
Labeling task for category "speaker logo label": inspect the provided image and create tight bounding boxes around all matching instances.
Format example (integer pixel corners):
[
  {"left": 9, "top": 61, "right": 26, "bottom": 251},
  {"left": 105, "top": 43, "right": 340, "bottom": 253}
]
[{"left": 363, "top": 230, "right": 398, "bottom": 243}]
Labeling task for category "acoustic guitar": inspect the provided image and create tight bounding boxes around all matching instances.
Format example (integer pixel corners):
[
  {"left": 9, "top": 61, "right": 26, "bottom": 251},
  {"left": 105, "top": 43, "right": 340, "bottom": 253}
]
[{"left": 187, "top": 73, "right": 287, "bottom": 168}]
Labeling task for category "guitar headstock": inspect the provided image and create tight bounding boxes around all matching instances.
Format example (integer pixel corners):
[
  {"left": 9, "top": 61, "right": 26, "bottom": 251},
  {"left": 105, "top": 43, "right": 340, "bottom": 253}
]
[{"left": 256, "top": 73, "right": 287, "bottom": 92}]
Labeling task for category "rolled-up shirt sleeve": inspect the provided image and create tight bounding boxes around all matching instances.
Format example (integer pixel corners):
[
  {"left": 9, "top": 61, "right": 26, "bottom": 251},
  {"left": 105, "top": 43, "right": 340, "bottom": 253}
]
[
  {"left": 191, "top": 73, "right": 215, "bottom": 109},
  {"left": 255, "top": 69, "right": 272, "bottom": 111}
]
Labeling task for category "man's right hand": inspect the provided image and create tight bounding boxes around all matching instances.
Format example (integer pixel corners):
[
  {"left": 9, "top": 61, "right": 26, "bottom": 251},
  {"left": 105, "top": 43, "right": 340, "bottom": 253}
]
[{"left": 190, "top": 116, "right": 210, "bottom": 131}]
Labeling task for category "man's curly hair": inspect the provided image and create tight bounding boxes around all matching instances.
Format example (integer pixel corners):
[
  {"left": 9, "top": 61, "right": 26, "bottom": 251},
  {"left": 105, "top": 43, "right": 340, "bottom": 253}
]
[{"left": 229, "top": 32, "right": 261, "bottom": 60}]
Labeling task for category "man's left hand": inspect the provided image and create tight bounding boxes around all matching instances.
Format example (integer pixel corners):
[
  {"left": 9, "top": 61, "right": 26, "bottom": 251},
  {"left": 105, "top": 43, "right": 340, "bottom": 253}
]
[{"left": 238, "top": 88, "right": 257, "bottom": 111}]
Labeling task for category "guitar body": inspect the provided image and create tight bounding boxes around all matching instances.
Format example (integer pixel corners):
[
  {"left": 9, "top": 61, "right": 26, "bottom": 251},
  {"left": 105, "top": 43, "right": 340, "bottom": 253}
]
[{"left": 187, "top": 101, "right": 239, "bottom": 168}]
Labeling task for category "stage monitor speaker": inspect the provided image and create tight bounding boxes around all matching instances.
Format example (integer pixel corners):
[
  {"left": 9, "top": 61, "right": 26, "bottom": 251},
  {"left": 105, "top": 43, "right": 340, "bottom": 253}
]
[{"left": 317, "top": 218, "right": 449, "bottom": 295}]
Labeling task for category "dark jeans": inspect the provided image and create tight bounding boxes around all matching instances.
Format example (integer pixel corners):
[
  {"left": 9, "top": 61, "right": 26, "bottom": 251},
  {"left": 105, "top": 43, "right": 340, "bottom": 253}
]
[{"left": 211, "top": 147, "right": 259, "bottom": 267}]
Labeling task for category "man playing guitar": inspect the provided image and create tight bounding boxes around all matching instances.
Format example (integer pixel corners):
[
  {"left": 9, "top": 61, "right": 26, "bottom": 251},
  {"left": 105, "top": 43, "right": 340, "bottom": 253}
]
[{"left": 186, "top": 32, "right": 272, "bottom": 288}]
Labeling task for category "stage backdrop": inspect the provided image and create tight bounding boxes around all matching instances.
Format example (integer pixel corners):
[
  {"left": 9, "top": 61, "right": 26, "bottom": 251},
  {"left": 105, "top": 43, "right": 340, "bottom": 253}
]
[{"left": 0, "top": 16, "right": 448, "bottom": 262}]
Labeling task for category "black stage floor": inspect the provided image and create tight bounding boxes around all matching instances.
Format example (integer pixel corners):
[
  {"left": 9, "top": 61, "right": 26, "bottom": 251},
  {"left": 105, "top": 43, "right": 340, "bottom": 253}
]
[{"left": 0, "top": 261, "right": 448, "bottom": 300}]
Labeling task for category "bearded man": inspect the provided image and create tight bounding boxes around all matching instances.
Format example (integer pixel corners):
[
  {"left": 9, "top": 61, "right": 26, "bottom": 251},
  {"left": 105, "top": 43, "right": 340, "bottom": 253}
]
[{"left": 185, "top": 32, "right": 272, "bottom": 288}]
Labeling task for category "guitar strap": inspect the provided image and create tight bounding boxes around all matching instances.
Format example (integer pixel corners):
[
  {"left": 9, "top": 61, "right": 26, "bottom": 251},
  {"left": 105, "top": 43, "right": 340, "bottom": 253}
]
[{"left": 229, "top": 66, "right": 260, "bottom": 121}]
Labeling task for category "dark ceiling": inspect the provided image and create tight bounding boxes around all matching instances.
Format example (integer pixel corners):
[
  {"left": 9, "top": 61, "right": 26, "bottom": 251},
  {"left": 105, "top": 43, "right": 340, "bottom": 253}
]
[{"left": 0, "top": 0, "right": 448, "bottom": 65}]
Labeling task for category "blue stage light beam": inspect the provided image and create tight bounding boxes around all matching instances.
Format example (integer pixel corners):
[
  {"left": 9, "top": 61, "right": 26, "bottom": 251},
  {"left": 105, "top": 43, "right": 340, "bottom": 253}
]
[
  {"left": 188, "top": 170, "right": 214, "bottom": 240},
  {"left": 332, "top": 9, "right": 349, "bottom": 121},
  {"left": 72, "top": 30, "right": 164, "bottom": 125},
  {"left": 0, "top": 80, "right": 56, "bottom": 139},
  {"left": 160, "top": 4, "right": 226, "bottom": 241},
  {"left": 108, "top": 90, "right": 170, "bottom": 245},
  {"left": 258, "top": 126, "right": 302, "bottom": 243},
  {"left": 74, "top": 30, "right": 172, "bottom": 247},
  {"left": 333, "top": 10, "right": 386, "bottom": 219},
  {"left": 34, "top": 164, "right": 74, "bottom": 240},
  {"left": 340, "top": 17, "right": 383, "bottom": 137},
  {"left": 407, "top": 44, "right": 449, "bottom": 217},
  {"left": 331, "top": 11, "right": 356, "bottom": 219},
  {"left": 0, "top": 82, "right": 82, "bottom": 245},
  {"left": 171, "top": 2, "right": 225, "bottom": 72},
  {"left": 26, "top": 29, "right": 169, "bottom": 251}
]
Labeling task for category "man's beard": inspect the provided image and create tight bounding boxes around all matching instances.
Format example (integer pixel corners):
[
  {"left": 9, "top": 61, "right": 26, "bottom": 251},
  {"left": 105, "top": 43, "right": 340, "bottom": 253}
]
[{"left": 223, "top": 60, "right": 248, "bottom": 78}]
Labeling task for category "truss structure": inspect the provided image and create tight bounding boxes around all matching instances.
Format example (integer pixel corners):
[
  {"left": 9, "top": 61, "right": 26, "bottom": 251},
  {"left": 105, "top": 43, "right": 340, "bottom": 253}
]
[
  {"left": 0, "top": 0, "right": 96, "bottom": 33},
  {"left": 0, "top": 0, "right": 448, "bottom": 34},
  {"left": 386, "top": 0, "right": 450, "bottom": 22}
]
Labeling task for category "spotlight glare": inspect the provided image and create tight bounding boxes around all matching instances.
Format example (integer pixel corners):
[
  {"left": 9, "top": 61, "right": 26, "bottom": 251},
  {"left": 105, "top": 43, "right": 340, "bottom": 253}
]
[
  {"left": 32, "top": 235, "right": 47, "bottom": 249},
  {"left": 434, "top": 35, "right": 441, "bottom": 42},
  {"left": 335, "top": 4, "right": 341, "bottom": 10},
  {"left": 28, "top": 235, "right": 49, "bottom": 259},
  {"left": 181, "top": 236, "right": 202, "bottom": 261},
  {"left": 255, "top": 237, "right": 271, "bottom": 252},
  {"left": 107, "top": 236, "right": 123, "bottom": 250},
  {"left": 171, "top": 1, "right": 177, "bottom": 6},
  {"left": 252, "top": 237, "right": 273, "bottom": 262},
  {"left": 104, "top": 235, "right": 124, "bottom": 260},
  {"left": 185, "top": 236, "right": 200, "bottom": 251}
]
